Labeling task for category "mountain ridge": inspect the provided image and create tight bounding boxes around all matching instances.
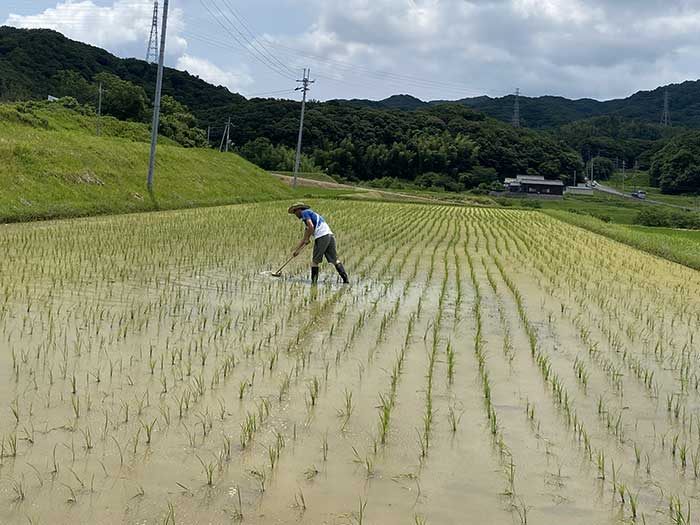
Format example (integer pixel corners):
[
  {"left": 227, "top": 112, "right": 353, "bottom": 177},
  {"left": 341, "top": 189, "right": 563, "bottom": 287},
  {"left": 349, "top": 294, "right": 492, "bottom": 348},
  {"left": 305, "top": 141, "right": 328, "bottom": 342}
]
[{"left": 332, "top": 82, "right": 700, "bottom": 129}]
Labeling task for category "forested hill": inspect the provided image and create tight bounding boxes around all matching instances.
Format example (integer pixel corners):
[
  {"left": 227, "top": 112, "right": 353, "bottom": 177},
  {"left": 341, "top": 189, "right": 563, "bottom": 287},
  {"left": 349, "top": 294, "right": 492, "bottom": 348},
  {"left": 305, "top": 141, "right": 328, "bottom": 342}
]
[
  {"left": 337, "top": 83, "right": 700, "bottom": 129},
  {"left": 0, "top": 26, "right": 243, "bottom": 112}
]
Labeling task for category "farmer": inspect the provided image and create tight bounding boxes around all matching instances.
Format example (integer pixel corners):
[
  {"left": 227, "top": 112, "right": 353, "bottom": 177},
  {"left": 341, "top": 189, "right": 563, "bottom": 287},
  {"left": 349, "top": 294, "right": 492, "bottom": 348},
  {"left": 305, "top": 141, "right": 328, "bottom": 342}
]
[{"left": 288, "top": 203, "right": 349, "bottom": 285}]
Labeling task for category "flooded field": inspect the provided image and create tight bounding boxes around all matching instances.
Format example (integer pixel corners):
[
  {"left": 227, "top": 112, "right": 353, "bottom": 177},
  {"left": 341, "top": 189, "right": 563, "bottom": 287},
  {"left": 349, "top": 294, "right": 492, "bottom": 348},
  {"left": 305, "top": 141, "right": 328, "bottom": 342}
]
[{"left": 0, "top": 200, "right": 698, "bottom": 524}]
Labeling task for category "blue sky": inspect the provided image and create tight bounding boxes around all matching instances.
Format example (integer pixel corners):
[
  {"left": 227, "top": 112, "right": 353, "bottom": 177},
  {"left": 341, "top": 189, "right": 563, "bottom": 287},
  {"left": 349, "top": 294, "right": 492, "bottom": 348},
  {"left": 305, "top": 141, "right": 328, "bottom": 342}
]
[{"left": 3, "top": 1, "right": 700, "bottom": 102}]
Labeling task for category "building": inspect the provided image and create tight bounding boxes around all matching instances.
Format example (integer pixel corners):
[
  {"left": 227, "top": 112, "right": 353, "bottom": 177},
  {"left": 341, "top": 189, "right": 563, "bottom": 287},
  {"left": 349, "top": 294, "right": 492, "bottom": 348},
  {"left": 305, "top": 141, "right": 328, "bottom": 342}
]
[
  {"left": 503, "top": 175, "right": 565, "bottom": 196},
  {"left": 565, "top": 184, "right": 594, "bottom": 196}
]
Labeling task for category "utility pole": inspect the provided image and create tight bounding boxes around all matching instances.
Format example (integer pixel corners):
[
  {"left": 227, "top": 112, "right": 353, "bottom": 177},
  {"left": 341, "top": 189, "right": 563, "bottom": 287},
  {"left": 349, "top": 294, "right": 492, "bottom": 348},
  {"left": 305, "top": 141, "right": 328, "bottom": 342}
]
[
  {"left": 96, "top": 82, "right": 103, "bottom": 136},
  {"left": 293, "top": 68, "right": 314, "bottom": 188},
  {"left": 661, "top": 88, "right": 671, "bottom": 126},
  {"left": 206, "top": 125, "right": 210, "bottom": 146},
  {"left": 586, "top": 148, "right": 591, "bottom": 185},
  {"left": 622, "top": 160, "right": 626, "bottom": 194},
  {"left": 512, "top": 88, "right": 521, "bottom": 128},
  {"left": 225, "top": 117, "right": 231, "bottom": 152},
  {"left": 146, "top": 0, "right": 168, "bottom": 193},
  {"left": 219, "top": 117, "right": 231, "bottom": 152},
  {"left": 146, "top": 1, "right": 159, "bottom": 63}
]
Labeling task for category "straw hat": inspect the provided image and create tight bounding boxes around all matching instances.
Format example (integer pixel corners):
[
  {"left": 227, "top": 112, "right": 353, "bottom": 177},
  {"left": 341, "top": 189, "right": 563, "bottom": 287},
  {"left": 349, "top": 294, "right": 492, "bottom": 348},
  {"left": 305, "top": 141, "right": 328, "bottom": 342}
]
[{"left": 288, "top": 202, "right": 310, "bottom": 214}]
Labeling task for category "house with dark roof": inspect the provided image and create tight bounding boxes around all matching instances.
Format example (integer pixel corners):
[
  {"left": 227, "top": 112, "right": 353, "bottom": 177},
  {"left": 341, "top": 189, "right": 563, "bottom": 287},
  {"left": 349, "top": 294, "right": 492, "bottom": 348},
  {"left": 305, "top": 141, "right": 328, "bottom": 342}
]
[{"left": 503, "top": 175, "right": 565, "bottom": 196}]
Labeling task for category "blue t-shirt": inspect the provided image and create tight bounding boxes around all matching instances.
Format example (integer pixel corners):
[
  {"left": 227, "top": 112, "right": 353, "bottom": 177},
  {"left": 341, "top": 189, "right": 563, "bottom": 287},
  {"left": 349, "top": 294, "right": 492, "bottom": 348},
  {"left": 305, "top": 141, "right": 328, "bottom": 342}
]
[{"left": 300, "top": 209, "right": 332, "bottom": 239}]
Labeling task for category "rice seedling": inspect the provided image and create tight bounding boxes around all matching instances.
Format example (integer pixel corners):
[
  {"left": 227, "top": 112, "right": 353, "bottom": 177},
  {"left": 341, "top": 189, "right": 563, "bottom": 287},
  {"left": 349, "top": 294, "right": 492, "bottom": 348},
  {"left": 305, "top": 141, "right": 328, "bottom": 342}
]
[
  {"left": 11, "top": 477, "right": 25, "bottom": 501},
  {"left": 447, "top": 405, "right": 462, "bottom": 432},
  {"left": 196, "top": 455, "right": 216, "bottom": 487},
  {"left": 356, "top": 497, "right": 368, "bottom": 525},
  {"left": 294, "top": 488, "right": 307, "bottom": 512},
  {"left": 352, "top": 447, "right": 375, "bottom": 477},
  {"left": 249, "top": 468, "right": 267, "bottom": 493},
  {"left": 163, "top": 502, "right": 175, "bottom": 525}
]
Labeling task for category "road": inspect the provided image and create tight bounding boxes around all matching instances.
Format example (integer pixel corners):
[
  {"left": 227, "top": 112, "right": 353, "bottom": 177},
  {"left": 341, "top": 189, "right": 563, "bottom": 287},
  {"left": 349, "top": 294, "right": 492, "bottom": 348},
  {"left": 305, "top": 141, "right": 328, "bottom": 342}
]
[{"left": 594, "top": 183, "right": 692, "bottom": 210}]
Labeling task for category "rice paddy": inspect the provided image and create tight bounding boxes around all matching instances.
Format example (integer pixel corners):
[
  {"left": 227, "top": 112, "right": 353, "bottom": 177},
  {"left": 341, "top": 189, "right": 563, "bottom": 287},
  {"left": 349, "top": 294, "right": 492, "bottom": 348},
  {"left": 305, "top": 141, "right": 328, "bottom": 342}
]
[{"left": 0, "top": 200, "right": 698, "bottom": 524}]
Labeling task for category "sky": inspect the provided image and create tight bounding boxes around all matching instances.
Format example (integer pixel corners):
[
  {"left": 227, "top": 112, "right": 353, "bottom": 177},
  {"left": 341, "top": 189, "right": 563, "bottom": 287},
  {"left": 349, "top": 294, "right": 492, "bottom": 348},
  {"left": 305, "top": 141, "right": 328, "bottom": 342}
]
[{"left": 2, "top": 0, "right": 700, "bottom": 102}]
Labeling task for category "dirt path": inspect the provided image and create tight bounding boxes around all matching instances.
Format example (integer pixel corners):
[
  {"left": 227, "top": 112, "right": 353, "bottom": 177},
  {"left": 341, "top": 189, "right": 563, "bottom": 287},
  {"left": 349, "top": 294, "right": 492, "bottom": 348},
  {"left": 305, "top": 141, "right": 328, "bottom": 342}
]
[{"left": 272, "top": 173, "right": 481, "bottom": 206}]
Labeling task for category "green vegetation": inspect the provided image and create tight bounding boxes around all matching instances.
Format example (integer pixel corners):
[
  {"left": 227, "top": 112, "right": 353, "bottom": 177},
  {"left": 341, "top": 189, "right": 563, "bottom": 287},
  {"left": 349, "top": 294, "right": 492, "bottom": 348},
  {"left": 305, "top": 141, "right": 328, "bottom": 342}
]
[
  {"left": 239, "top": 137, "right": 318, "bottom": 173},
  {"left": 514, "top": 194, "right": 646, "bottom": 224},
  {"left": 544, "top": 210, "right": 700, "bottom": 270},
  {"left": 221, "top": 103, "right": 582, "bottom": 189},
  {"left": 633, "top": 207, "right": 700, "bottom": 229},
  {"left": 555, "top": 115, "right": 679, "bottom": 169},
  {"left": 650, "top": 131, "right": 700, "bottom": 194},
  {"left": 0, "top": 100, "right": 342, "bottom": 223}
]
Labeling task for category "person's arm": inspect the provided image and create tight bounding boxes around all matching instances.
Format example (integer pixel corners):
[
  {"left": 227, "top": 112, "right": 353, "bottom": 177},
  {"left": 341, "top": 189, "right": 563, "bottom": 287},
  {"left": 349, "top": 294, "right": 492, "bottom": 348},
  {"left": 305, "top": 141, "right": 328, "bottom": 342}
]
[{"left": 293, "top": 219, "right": 314, "bottom": 256}]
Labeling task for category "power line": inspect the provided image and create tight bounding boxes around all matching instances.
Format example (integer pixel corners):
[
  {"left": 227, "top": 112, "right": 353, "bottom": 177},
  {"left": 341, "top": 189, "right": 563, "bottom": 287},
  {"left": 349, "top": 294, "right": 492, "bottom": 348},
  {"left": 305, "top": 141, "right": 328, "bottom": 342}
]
[
  {"left": 245, "top": 88, "right": 297, "bottom": 98},
  {"left": 183, "top": 29, "right": 496, "bottom": 99},
  {"left": 217, "top": 0, "right": 297, "bottom": 78},
  {"left": 198, "top": 0, "right": 296, "bottom": 81}
]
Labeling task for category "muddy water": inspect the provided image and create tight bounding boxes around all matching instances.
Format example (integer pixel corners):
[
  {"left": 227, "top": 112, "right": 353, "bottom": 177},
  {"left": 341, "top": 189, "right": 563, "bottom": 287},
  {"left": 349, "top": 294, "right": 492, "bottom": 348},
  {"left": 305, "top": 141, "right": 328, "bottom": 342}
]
[{"left": 0, "top": 202, "right": 697, "bottom": 524}]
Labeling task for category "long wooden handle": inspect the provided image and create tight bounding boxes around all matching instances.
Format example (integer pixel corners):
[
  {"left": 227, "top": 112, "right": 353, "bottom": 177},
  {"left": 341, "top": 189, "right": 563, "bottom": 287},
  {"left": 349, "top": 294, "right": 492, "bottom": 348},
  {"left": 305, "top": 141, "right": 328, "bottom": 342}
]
[{"left": 274, "top": 254, "right": 296, "bottom": 274}]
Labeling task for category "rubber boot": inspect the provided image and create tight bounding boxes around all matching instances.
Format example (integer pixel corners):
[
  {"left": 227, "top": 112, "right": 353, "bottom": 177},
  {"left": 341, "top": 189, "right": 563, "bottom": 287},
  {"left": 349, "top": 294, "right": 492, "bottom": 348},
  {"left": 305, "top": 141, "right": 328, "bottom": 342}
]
[
  {"left": 335, "top": 262, "right": 349, "bottom": 284},
  {"left": 311, "top": 266, "right": 319, "bottom": 285}
]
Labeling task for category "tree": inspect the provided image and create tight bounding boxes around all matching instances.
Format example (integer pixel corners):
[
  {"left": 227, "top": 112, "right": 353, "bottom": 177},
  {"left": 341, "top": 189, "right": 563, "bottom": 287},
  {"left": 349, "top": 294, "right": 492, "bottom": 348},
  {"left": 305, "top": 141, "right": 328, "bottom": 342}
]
[
  {"left": 158, "top": 95, "right": 206, "bottom": 148},
  {"left": 587, "top": 156, "right": 615, "bottom": 180},
  {"left": 650, "top": 131, "right": 700, "bottom": 194},
  {"left": 93, "top": 72, "right": 147, "bottom": 122},
  {"left": 51, "top": 70, "right": 98, "bottom": 105}
]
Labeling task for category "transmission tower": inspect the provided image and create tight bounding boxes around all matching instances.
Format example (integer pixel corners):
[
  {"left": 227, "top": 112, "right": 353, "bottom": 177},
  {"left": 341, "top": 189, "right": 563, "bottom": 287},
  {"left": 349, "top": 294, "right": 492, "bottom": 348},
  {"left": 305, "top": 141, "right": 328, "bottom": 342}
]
[
  {"left": 146, "top": 1, "right": 159, "bottom": 64},
  {"left": 661, "top": 88, "right": 671, "bottom": 126},
  {"left": 512, "top": 88, "right": 521, "bottom": 128}
]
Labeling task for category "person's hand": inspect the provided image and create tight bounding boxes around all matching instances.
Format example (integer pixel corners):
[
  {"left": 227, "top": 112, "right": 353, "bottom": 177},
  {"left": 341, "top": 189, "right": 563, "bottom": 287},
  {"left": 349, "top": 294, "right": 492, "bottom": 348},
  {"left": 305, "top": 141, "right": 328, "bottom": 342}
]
[{"left": 292, "top": 248, "right": 301, "bottom": 257}]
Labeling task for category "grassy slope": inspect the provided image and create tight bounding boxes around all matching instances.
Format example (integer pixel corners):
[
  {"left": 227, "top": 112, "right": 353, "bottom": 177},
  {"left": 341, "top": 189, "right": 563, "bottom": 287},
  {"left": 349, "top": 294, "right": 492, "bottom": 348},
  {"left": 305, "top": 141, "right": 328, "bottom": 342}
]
[
  {"left": 0, "top": 102, "right": 345, "bottom": 222},
  {"left": 544, "top": 210, "right": 700, "bottom": 271}
]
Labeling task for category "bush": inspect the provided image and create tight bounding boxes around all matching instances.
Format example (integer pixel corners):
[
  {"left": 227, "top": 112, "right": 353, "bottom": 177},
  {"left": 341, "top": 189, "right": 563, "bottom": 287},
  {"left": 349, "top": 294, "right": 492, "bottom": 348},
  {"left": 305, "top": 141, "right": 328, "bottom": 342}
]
[
  {"left": 494, "top": 198, "right": 514, "bottom": 206},
  {"left": 415, "top": 172, "right": 465, "bottom": 193},
  {"left": 634, "top": 207, "right": 700, "bottom": 229},
  {"left": 364, "top": 177, "right": 407, "bottom": 190}
]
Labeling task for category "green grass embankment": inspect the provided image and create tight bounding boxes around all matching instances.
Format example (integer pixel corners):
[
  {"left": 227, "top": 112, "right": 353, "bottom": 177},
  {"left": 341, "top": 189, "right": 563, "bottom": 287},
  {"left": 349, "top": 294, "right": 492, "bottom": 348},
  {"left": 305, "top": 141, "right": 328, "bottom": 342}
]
[{"left": 0, "top": 101, "right": 343, "bottom": 222}]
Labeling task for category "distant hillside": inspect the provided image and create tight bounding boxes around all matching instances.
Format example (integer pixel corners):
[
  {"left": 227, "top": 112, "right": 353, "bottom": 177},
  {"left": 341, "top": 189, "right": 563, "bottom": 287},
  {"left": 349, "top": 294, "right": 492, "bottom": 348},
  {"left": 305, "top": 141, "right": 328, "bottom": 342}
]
[
  {"left": 336, "top": 94, "right": 428, "bottom": 111},
  {"left": 336, "top": 84, "right": 700, "bottom": 129}
]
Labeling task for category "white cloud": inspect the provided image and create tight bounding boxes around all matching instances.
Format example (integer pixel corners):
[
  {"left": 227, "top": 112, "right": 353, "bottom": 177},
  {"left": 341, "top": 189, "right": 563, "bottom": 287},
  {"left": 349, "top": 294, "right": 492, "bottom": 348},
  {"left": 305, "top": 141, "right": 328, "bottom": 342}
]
[
  {"left": 4, "top": 0, "right": 188, "bottom": 57},
  {"left": 176, "top": 54, "right": 253, "bottom": 93},
  {"left": 273, "top": 0, "right": 700, "bottom": 100},
  {"left": 512, "top": 0, "right": 602, "bottom": 24}
]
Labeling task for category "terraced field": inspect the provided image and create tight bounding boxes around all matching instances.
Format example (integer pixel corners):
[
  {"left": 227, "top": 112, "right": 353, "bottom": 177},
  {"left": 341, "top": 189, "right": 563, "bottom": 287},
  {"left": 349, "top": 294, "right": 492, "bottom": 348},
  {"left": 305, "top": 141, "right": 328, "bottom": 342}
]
[{"left": 0, "top": 201, "right": 698, "bottom": 524}]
